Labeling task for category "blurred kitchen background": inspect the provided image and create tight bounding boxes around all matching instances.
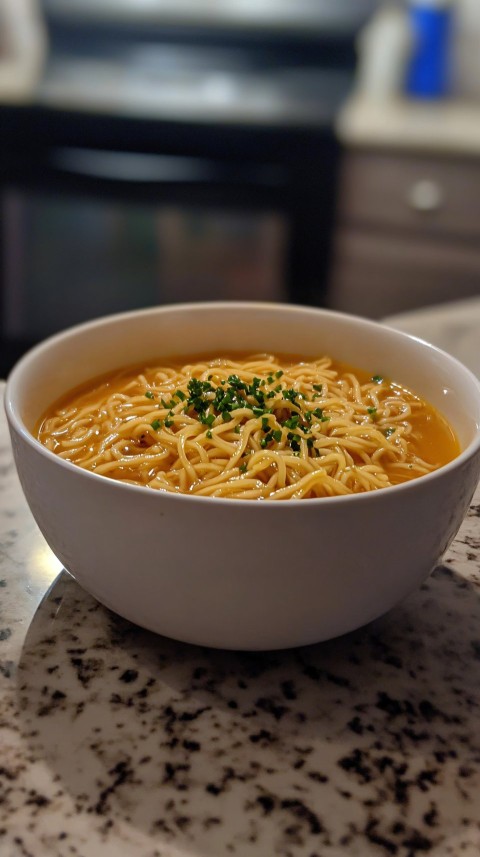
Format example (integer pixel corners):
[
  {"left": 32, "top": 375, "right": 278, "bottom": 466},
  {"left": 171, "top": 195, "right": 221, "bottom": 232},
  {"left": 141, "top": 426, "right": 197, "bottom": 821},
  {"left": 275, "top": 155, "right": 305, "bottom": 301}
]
[{"left": 1, "top": 0, "right": 480, "bottom": 374}]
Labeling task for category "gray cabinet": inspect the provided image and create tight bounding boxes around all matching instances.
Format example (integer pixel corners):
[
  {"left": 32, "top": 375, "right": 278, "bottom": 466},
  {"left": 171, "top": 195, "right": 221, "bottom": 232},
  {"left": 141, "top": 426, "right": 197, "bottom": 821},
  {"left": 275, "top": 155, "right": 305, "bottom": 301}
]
[{"left": 327, "top": 149, "right": 480, "bottom": 318}]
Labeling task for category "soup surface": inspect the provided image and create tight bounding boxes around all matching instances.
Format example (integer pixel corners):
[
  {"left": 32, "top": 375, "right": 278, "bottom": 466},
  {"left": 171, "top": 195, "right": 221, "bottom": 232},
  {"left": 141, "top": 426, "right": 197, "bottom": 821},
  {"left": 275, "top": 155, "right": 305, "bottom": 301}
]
[{"left": 36, "top": 353, "right": 459, "bottom": 500}]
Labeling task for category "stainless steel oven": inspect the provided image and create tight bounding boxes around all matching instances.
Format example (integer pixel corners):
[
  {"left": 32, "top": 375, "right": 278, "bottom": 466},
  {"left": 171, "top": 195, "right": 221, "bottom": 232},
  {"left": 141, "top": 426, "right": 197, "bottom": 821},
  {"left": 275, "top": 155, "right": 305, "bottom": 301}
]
[{"left": 0, "top": 0, "right": 377, "bottom": 374}]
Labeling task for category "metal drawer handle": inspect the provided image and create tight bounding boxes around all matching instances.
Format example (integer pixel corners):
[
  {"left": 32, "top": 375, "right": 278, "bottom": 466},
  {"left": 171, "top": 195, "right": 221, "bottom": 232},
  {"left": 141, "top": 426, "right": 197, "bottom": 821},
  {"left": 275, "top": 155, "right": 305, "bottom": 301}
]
[{"left": 407, "top": 179, "right": 444, "bottom": 213}]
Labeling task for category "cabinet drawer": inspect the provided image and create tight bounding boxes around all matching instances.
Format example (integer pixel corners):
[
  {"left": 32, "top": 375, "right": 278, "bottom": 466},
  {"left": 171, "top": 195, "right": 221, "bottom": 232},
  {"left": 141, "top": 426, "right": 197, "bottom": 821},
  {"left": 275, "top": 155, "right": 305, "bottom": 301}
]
[
  {"left": 336, "top": 151, "right": 480, "bottom": 242},
  {"left": 328, "top": 228, "right": 480, "bottom": 319}
]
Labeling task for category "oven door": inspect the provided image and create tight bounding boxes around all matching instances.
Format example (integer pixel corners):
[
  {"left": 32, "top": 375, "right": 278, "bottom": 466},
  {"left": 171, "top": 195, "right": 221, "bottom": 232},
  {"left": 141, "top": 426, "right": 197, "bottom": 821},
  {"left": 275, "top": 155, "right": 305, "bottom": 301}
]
[
  {"left": 1, "top": 146, "right": 291, "bottom": 373},
  {"left": 0, "top": 108, "right": 339, "bottom": 375}
]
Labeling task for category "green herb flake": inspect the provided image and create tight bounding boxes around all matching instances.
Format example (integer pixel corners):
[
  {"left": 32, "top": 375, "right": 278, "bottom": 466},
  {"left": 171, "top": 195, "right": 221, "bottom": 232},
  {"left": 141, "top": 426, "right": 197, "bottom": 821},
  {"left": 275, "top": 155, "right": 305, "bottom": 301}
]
[
  {"left": 175, "top": 389, "right": 186, "bottom": 401},
  {"left": 200, "top": 413, "right": 215, "bottom": 427},
  {"left": 384, "top": 427, "right": 395, "bottom": 439},
  {"left": 151, "top": 419, "right": 162, "bottom": 430},
  {"left": 206, "top": 429, "right": 213, "bottom": 439},
  {"left": 284, "top": 414, "right": 300, "bottom": 430},
  {"left": 275, "top": 370, "right": 283, "bottom": 378},
  {"left": 145, "top": 391, "right": 155, "bottom": 400},
  {"left": 239, "top": 463, "right": 248, "bottom": 474},
  {"left": 313, "top": 383, "right": 323, "bottom": 393},
  {"left": 287, "top": 433, "right": 301, "bottom": 452},
  {"left": 234, "top": 425, "right": 241, "bottom": 434},
  {"left": 267, "top": 375, "right": 274, "bottom": 384},
  {"left": 372, "top": 375, "right": 383, "bottom": 384},
  {"left": 283, "top": 388, "right": 298, "bottom": 405},
  {"left": 367, "top": 407, "right": 377, "bottom": 419},
  {"left": 272, "top": 429, "right": 282, "bottom": 442},
  {"left": 312, "top": 408, "right": 324, "bottom": 419},
  {"left": 164, "top": 417, "right": 174, "bottom": 428},
  {"left": 261, "top": 416, "right": 269, "bottom": 431},
  {"left": 222, "top": 411, "right": 232, "bottom": 422}
]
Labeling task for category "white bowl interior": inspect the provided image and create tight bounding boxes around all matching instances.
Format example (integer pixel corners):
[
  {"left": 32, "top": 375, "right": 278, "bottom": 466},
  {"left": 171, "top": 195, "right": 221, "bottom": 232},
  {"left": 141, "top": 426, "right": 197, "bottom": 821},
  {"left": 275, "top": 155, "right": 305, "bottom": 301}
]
[{"left": 7, "top": 302, "right": 480, "bottom": 455}]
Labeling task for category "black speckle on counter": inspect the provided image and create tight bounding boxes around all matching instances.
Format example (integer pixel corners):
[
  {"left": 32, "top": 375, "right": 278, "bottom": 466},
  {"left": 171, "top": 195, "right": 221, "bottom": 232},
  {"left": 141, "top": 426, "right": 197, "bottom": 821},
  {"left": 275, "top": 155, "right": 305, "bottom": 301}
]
[
  {"left": 256, "top": 794, "right": 275, "bottom": 815},
  {"left": 402, "top": 830, "right": 433, "bottom": 853},
  {"left": 338, "top": 750, "right": 373, "bottom": 784},
  {"left": 0, "top": 627, "right": 12, "bottom": 642},
  {"left": 94, "top": 760, "right": 135, "bottom": 815},
  {"left": 248, "top": 729, "right": 275, "bottom": 745},
  {"left": 70, "top": 656, "right": 104, "bottom": 688},
  {"left": 0, "top": 659, "right": 14, "bottom": 678},
  {"left": 280, "top": 679, "right": 297, "bottom": 700},
  {"left": 25, "top": 792, "right": 50, "bottom": 809},
  {"left": 280, "top": 798, "right": 324, "bottom": 835},
  {"left": 254, "top": 696, "right": 289, "bottom": 721},
  {"left": 307, "top": 771, "right": 329, "bottom": 784},
  {"left": 364, "top": 819, "right": 398, "bottom": 855},
  {"left": 182, "top": 740, "right": 201, "bottom": 752},
  {"left": 119, "top": 669, "right": 138, "bottom": 684},
  {"left": 347, "top": 716, "right": 365, "bottom": 735}
]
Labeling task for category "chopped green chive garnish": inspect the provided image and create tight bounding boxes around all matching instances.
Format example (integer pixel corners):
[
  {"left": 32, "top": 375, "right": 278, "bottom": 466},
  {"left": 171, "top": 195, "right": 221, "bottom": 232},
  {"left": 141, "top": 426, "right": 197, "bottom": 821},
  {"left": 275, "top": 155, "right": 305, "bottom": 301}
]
[
  {"left": 367, "top": 407, "right": 377, "bottom": 419},
  {"left": 384, "top": 427, "right": 395, "bottom": 438},
  {"left": 200, "top": 413, "right": 215, "bottom": 427},
  {"left": 167, "top": 368, "right": 338, "bottom": 457},
  {"left": 287, "top": 433, "right": 301, "bottom": 452},
  {"left": 283, "top": 389, "right": 299, "bottom": 405},
  {"left": 284, "top": 414, "right": 300, "bottom": 429},
  {"left": 151, "top": 419, "right": 162, "bottom": 430},
  {"left": 145, "top": 391, "right": 155, "bottom": 400},
  {"left": 372, "top": 375, "right": 383, "bottom": 384},
  {"left": 239, "top": 463, "right": 248, "bottom": 474}
]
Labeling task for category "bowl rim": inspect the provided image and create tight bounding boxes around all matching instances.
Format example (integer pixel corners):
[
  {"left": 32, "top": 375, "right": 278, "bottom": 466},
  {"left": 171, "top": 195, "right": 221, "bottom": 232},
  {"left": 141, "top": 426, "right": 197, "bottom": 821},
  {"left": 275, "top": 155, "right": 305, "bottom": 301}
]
[{"left": 5, "top": 300, "right": 480, "bottom": 509}]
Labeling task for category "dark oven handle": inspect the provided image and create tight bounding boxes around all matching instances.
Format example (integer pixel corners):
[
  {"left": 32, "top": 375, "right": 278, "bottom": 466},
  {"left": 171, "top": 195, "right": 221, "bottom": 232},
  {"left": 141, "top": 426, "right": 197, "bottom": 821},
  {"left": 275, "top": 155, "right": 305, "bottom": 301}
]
[{"left": 43, "top": 147, "right": 285, "bottom": 209}]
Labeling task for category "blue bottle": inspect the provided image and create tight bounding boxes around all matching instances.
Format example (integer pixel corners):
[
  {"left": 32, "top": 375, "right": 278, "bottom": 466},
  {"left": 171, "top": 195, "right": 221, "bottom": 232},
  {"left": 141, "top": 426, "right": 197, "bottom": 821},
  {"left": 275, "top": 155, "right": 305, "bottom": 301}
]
[{"left": 406, "top": 0, "right": 453, "bottom": 99}]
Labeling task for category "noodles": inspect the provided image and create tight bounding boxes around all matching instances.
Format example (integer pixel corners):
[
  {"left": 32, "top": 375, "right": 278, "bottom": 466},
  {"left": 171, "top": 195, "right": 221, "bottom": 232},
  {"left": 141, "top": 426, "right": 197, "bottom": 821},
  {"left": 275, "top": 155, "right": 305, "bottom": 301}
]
[{"left": 36, "top": 354, "right": 459, "bottom": 500}]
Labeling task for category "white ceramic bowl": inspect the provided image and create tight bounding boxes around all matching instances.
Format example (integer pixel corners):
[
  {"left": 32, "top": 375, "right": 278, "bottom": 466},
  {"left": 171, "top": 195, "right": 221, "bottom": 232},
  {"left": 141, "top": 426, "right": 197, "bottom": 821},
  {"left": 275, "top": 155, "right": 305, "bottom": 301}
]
[{"left": 5, "top": 303, "right": 480, "bottom": 650}]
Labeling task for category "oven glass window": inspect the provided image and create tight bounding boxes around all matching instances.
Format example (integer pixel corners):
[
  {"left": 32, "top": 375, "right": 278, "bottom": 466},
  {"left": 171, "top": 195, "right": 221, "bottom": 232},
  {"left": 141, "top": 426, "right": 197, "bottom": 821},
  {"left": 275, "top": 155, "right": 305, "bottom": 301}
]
[{"left": 2, "top": 190, "right": 287, "bottom": 341}]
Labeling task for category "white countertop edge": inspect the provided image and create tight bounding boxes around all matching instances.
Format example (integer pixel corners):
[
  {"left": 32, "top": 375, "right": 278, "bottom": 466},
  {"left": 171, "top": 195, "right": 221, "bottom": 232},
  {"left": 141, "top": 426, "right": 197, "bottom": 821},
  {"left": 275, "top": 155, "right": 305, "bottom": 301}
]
[{"left": 336, "top": 94, "right": 480, "bottom": 157}]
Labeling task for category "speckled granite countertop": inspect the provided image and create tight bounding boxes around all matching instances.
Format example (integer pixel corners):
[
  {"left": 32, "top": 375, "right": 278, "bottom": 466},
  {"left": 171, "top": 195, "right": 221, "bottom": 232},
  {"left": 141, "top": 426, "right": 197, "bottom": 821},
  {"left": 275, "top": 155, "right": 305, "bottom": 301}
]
[{"left": 1, "top": 372, "right": 480, "bottom": 857}]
